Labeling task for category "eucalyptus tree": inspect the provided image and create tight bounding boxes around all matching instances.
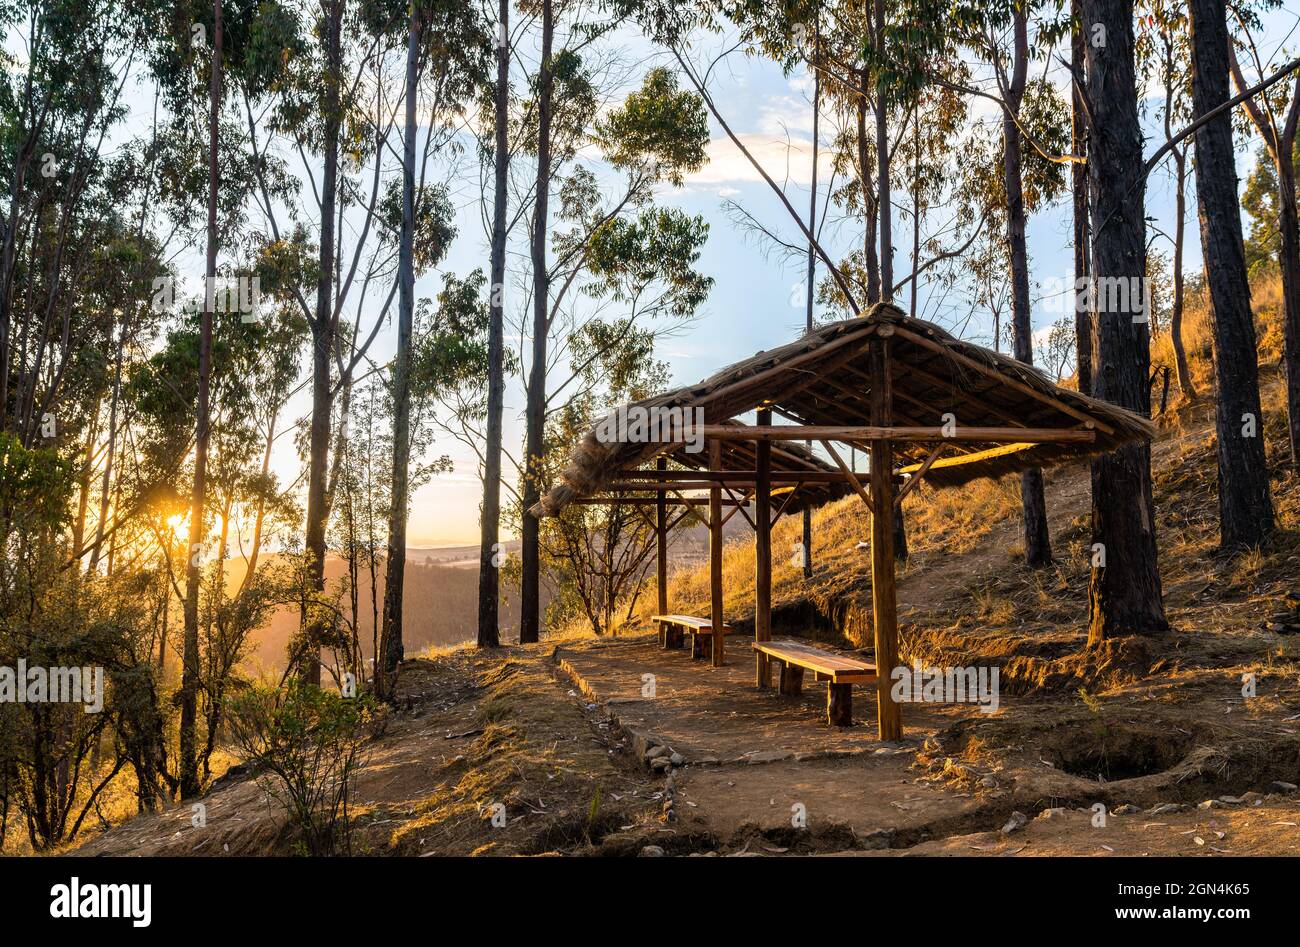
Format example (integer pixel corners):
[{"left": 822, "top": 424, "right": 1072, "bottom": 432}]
[
  {"left": 1228, "top": 2, "right": 1300, "bottom": 466},
  {"left": 478, "top": 0, "right": 512, "bottom": 649},
  {"left": 1189, "top": 0, "right": 1275, "bottom": 550},
  {"left": 515, "top": 47, "right": 709, "bottom": 643},
  {"left": 952, "top": 0, "right": 1069, "bottom": 569},
  {"left": 374, "top": 0, "right": 490, "bottom": 699},
  {"left": 1082, "top": 0, "right": 1167, "bottom": 643},
  {"left": 1137, "top": 0, "right": 1197, "bottom": 402}
]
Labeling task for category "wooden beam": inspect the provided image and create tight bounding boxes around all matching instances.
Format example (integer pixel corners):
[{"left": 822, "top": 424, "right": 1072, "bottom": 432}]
[
  {"left": 693, "top": 424, "right": 1097, "bottom": 443},
  {"left": 869, "top": 336, "right": 903, "bottom": 742},
  {"left": 755, "top": 408, "right": 773, "bottom": 688},
  {"left": 656, "top": 457, "right": 668, "bottom": 617},
  {"left": 709, "top": 440, "right": 725, "bottom": 667},
  {"left": 894, "top": 443, "right": 947, "bottom": 506},
  {"left": 820, "top": 439, "right": 874, "bottom": 517},
  {"left": 573, "top": 496, "right": 744, "bottom": 507},
  {"left": 614, "top": 469, "right": 849, "bottom": 483},
  {"left": 889, "top": 325, "right": 1115, "bottom": 435}
]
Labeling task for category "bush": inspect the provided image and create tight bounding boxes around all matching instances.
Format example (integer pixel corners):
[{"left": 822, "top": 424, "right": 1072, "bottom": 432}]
[{"left": 226, "top": 682, "right": 383, "bottom": 855}]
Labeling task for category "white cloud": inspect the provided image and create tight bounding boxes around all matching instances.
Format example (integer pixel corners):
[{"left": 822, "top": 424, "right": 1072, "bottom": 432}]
[{"left": 688, "top": 133, "right": 836, "bottom": 188}]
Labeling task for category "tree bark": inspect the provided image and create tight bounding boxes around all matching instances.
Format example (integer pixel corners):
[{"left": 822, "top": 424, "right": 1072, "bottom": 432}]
[
  {"left": 1003, "top": 10, "right": 1052, "bottom": 568},
  {"left": 1278, "top": 156, "right": 1300, "bottom": 466},
  {"left": 378, "top": 5, "right": 420, "bottom": 699},
  {"left": 299, "top": 0, "right": 344, "bottom": 685},
  {"left": 1082, "top": 0, "right": 1167, "bottom": 643},
  {"left": 803, "top": 49, "right": 818, "bottom": 580},
  {"left": 874, "top": 0, "right": 892, "bottom": 299},
  {"left": 1188, "top": 0, "right": 1275, "bottom": 550},
  {"left": 519, "top": 0, "right": 554, "bottom": 645},
  {"left": 181, "top": 0, "right": 221, "bottom": 799},
  {"left": 1071, "top": 0, "right": 1092, "bottom": 397},
  {"left": 477, "top": 0, "right": 510, "bottom": 649},
  {"left": 1170, "top": 150, "right": 1196, "bottom": 401}
]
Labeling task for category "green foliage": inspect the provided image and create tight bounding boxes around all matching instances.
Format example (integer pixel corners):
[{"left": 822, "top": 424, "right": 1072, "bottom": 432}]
[
  {"left": 594, "top": 67, "right": 708, "bottom": 185},
  {"left": 226, "top": 682, "right": 384, "bottom": 855}
]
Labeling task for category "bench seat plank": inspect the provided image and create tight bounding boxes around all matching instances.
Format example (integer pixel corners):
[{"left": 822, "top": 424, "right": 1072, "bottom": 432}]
[
  {"left": 753, "top": 639, "right": 877, "bottom": 684},
  {"left": 651, "top": 614, "right": 733, "bottom": 634}
]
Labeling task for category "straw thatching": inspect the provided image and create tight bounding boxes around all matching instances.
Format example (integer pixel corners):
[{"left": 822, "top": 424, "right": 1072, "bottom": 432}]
[{"left": 534, "top": 303, "right": 1156, "bottom": 516}]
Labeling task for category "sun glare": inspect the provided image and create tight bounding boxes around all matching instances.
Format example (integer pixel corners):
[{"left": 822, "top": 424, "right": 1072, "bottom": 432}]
[{"left": 166, "top": 513, "right": 189, "bottom": 543}]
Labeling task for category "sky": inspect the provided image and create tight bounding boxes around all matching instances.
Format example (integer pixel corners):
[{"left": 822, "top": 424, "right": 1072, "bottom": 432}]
[{"left": 69, "top": 7, "right": 1297, "bottom": 548}]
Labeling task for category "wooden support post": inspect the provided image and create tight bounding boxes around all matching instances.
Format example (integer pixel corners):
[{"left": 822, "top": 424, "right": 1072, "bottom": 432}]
[
  {"left": 754, "top": 408, "right": 772, "bottom": 687},
  {"left": 827, "top": 683, "right": 852, "bottom": 726},
  {"left": 869, "top": 334, "right": 903, "bottom": 741},
  {"left": 708, "top": 439, "right": 725, "bottom": 667},
  {"left": 655, "top": 457, "right": 668, "bottom": 618},
  {"left": 779, "top": 662, "right": 804, "bottom": 696}
]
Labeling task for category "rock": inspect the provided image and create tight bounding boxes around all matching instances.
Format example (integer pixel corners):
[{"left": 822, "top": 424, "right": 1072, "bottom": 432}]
[
  {"left": 1001, "top": 811, "right": 1028, "bottom": 834},
  {"left": 645, "top": 745, "right": 670, "bottom": 761},
  {"left": 1198, "top": 799, "right": 1224, "bottom": 810},
  {"left": 669, "top": 752, "right": 685, "bottom": 766},
  {"left": 1149, "top": 803, "right": 1184, "bottom": 815},
  {"left": 1217, "top": 795, "right": 1246, "bottom": 806},
  {"left": 978, "top": 775, "right": 999, "bottom": 789},
  {"left": 1037, "top": 807, "right": 1067, "bottom": 820},
  {"left": 638, "top": 845, "right": 665, "bottom": 857},
  {"left": 1272, "top": 781, "right": 1298, "bottom": 793},
  {"left": 650, "top": 757, "right": 672, "bottom": 772},
  {"left": 1240, "top": 791, "right": 1263, "bottom": 804},
  {"left": 1111, "top": 804, "right": 1141, "bottom": 815}
]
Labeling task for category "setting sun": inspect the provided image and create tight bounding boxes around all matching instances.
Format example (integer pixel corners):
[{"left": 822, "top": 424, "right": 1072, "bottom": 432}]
[{"left": 165, "top": 513, "right": 189, "bottom": 543}]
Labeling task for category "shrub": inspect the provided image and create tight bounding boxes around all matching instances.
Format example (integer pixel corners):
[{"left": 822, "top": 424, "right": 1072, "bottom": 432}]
[{"left": 226, "top": 682, "right": 383, "bottom": 855}]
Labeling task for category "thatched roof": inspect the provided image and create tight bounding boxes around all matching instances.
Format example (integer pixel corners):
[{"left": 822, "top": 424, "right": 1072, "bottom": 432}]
[{"left": 535, "top": 303, "right": 1156, "bottom": 516}]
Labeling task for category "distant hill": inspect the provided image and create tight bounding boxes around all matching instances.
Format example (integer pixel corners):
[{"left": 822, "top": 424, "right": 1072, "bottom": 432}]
[{"left": 240, "top": 545, "right": 543, "bottom": 674}]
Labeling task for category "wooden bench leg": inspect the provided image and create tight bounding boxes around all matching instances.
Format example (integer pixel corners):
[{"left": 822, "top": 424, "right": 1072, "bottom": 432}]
[
  {"left": 780, "top": 663, "right": 804, "bottom": 697},
  {"left": 691, "top": 633, "right": 705, "bottom": 660},
  {"left": 827, "top": 684, "right": 852, "bottom": 726}
]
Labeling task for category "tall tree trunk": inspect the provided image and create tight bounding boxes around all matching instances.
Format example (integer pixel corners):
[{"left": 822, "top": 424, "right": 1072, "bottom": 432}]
[
  {"left": 181, "top": 0, "right": 221, "bottom": 799},
  {"left": 1071, "top": 0, "right": 1092, "bottom": 397},
  {"left": 300, "top": 0, "right": 344, "bottom": 685},
  {"left": 1170, "top": 150, "right": 1196, "bottom": 401},
  {"left": 874, "top": 0, "right": 891, "bottom": 299},
  {"left": 1188, "top": 0, "right": 1274, "bottom": 549},
  {"left": 1082, "top": 0, "right": 1167, "bottom": 644},
  {"left": 378, "top": 5, "right": 420, "bottom": 699},
  {"left": 1004, "top": 11, "right": 1052, "bottom": 568},
  {"left": 1278, "top": 154, "right": 1300, "bottom": 466},
  {"left": 856, "top": 78, "right": 880, "bottom": 304},
  {"left": 1229, "top": 55, "right": 1300, "bottom": 465},
  {"left": 803, "top": 51, "right": 819, "bottom": 579},
  {"left": 478, "top": 0, "right": 510, "bottom": 648},
  {"left": 520, "top": 0, "right": 554, "bottom": 645}
]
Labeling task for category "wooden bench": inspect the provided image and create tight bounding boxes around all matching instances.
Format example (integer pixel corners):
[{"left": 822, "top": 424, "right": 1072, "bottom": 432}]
[
  {"left": 651, "top": 614, "right": 733, "bottom": 660},
  {"left": 752, "top": 639, "right": 877, "bottom": 727}
]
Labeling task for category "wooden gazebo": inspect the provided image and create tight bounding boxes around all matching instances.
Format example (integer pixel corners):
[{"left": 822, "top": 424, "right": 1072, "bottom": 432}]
[{"left": 533, "top": 303, "right": 1155, "bottom": 740}]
